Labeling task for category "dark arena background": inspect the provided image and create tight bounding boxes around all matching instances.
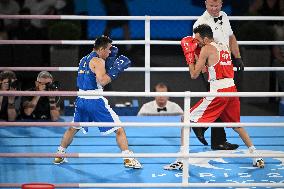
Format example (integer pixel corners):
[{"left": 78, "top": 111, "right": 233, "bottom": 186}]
[{"left": 0, "top": 0, "right": 284, "bottom": 188}]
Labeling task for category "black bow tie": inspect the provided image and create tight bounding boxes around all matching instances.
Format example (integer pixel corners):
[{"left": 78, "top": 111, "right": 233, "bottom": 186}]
[
  {"left": 157, "top": 107, "right": 167, "bottom": 112},
  {"left": 214, "top": 16, "right": 223, "bottom": 24}
]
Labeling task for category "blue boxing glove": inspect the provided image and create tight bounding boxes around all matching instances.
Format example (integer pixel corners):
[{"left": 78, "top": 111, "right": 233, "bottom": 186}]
[
  {"left": 105, "top": 46, "right": 119, "bottom": 71},
  {"left": 107, "top": 55, "right": 131, "bottom": 80},
  {"left": 110, "top": 46, "right": 118, "bottom": 57}
]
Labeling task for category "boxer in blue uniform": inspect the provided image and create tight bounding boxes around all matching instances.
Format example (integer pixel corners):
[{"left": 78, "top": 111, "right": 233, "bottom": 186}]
[{"left": 53, "top": 36, "right": 142, "bottom": 169}]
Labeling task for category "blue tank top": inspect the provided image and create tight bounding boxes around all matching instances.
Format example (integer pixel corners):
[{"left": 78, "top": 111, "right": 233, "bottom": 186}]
[{"left": 77, "top": 51, "right": 103, "bottom": 90}]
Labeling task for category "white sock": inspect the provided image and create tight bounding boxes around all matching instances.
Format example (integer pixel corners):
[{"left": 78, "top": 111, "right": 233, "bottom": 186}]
[
  {"left": 122, "top": 150, "right": 132, "bottom": 160},
  {"left": 58, "top": 146, "right": 66, "bottom": 153},
  {"left": 248, "top": 146, "right": 256, "bottom": 153},
  {"left": 122, "top": 150, "right": 131, "bottom": 154}
]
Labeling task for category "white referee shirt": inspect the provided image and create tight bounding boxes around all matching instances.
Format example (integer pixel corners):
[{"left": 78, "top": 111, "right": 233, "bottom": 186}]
[
  {"left": 138, "top": 100, "right": 183, "bottom": 116},
  {"left": 193, "top": 11, "right": 233, "bottom": 47}
]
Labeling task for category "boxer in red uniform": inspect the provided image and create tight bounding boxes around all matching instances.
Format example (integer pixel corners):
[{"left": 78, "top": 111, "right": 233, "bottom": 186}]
[{"left": 164, "top": 24, "right": 264, "bottom": 170}]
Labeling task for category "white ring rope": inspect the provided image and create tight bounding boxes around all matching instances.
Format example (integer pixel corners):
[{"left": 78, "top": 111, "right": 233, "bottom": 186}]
[
  {"left": 0, "top": 39, "right": 283, "bottom": 45},
  {"left": 0, "top": 152, "right": 282, "bottom": 158},
  {"left": 0, "top": 15, "right": 284, "bottom": 21},
  {"left": 0, "top": 67, "right": 283, "bottom": 72},
  {"left": 1, "top": 91, "right": 284, "bottom": 97},
  {"left": 0, "top": 121, "right": 284, "bottom": 128}
]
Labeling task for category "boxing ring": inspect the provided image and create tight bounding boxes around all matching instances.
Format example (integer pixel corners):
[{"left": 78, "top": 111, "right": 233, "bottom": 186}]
[{"left": 1, "top": 15, "right": 284, "bottom": 188}]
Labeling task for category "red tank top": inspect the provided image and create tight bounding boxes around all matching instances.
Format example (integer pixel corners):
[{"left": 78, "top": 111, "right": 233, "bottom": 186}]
[{"left": 207, "top": 42, "right": 234, "bottom": 81}]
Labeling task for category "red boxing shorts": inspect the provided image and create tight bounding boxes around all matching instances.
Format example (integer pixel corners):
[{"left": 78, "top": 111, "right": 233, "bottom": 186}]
[{"left": 190, "top": 85, "right": 240, "bottom": 123}]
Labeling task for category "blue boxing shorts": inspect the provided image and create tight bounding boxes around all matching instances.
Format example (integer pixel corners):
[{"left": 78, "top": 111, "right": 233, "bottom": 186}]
[{"left": 72, "top": 97, "right": 121, "bottom": 135}]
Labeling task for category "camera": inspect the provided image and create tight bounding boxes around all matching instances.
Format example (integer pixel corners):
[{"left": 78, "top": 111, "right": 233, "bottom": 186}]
[
  {"left": 45, "top": 81, "right": 60, "bottom": 91},
  {"left": 8, "top": 79, "right": 21, "bottom": 90}
]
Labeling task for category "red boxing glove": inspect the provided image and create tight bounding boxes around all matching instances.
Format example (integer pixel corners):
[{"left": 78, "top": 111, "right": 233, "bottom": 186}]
[{"left": 181, "top": 36, "right": 198, "bottom": 65}]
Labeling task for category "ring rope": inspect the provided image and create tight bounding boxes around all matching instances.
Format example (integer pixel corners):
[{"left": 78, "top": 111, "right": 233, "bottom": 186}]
[
  {"left": 0, "top": 39, "right": 283, "bottom": 45},
  {"left": 0, "top": 121, "right": 284, "bottom": 128},
  {"left": 0, "top": 152, "right": 281, "bottom": 158},
  {"left": 0, "top": 15, "right": 284, "bottom": 21},
  {"left": 0, "top": 91, "right": 284, "bottom": 97},
  {"left": 1, "top": 67, "right": 283, "bottom": 72}
]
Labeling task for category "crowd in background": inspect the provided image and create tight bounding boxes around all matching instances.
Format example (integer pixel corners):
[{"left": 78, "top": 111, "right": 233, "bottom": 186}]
[
  {"left": 0, "top": 0, "right": 283, "bottom": 42},
  {"left": 0, "top": 0, "right": 283, "bottom": 77},
  {"left": 0, "top": 0, "right": 283, "bottom": 121},
  {"left": 0, "top": 0, "right": 74, "bottom": 40}
]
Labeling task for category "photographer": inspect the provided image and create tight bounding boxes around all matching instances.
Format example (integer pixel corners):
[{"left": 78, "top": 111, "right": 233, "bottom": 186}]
[
  {"left": 0, "top": 71, "right": 20, "bottom": 121},
  {"left": 22, "top": 71, "right": 60, "bottom": 121}
]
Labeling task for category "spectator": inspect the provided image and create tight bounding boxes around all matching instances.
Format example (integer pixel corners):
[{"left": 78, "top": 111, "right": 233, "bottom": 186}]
[
  {"left": 259, "top": 0, "right": 284, "bottom": 26},
  {"left": 272, "top": 8, "right": 284, "bottom": 99},
  {"left": 247, "top": 0, "right": 264, "bottom": 16},
  {"left": 258, "top": 0, "right": 284, "bottom": 99},
  {"left": 54, "top": 0, "right": 74, "bottom": 15},
  {"left": 9, "top": 8, "right": 47, "bottom": 89},
  {"left": 260, "top": 0, "right": 283, "bottom": 16},
  {"left": 0, "top": 20, "right": 8, "bottom": 40},
  {"left": 0, "top": 20, "right": 12, "bottom": 67},
  {"left": 0, "top": 71, "right": 21, "bottom": 121},
  {"left": 0, "top": 0, "right": 20, "bottom": 32},
  {"left": 10, "top": 8, "right": 44, "bottom": 40},
  {"left": 237, "top": 0, "right": 274, "bottom": 42},
  {"left": 15, "top": 0, "right": 25, "bottom": 9},
  {"left": 23, "top": 0, "right": 57, "bottom": 29},
  {"left": 102, "top": 0, "right": 131, "bottom": 51},
  {"left": 230, "top": 0, "right": 250, "bottom": 16},
  {"left": 21, "top": 71, "right": 60, "bottom": 121},
  {"left": 138, "top": 82, "right": 183, "bottom": 116}
]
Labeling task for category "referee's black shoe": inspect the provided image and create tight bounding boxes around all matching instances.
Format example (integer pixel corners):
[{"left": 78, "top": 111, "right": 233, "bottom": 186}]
[{"left": 211, "top": 142, "right": 239, "bottom": 150}]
